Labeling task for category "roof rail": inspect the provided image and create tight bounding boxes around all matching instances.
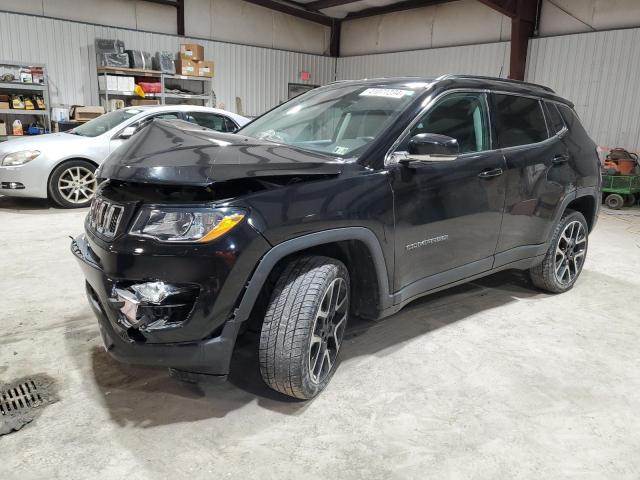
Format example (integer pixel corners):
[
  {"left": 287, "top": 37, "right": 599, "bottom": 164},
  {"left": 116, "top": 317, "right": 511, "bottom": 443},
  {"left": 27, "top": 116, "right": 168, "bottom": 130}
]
[{"left": 435, "top": 74, "right": 555, "bottom": 93}]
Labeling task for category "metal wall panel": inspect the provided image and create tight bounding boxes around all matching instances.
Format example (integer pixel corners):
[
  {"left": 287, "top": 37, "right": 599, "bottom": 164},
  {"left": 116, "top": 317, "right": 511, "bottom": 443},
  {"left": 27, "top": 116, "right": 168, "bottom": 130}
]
[
  {"left": 527, "top": 28, "right": 640, "bottom": 150},
  {"left": 337, "top": 42, "right": 511, "bottom": 80},
  {"left": 339, "top": 27, "right": 640, "bottom": 149},
  {"left": 0, "top": 11, "right": 336, "bottom": 116}
]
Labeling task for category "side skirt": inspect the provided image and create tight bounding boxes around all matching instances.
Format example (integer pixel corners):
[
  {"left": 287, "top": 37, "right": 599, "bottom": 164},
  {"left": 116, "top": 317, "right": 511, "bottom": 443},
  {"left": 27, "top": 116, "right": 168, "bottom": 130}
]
[{"left": 377, "top": 252, "right": 545, "bottom": 321}]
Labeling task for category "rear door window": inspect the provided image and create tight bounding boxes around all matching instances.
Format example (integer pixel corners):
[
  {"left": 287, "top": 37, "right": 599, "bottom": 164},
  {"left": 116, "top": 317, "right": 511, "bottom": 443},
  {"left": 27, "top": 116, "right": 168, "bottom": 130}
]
[
  {"left": 184, "top": 112, "right": 235, "bottom": 132},
  {"left": 491, "top": 94, "right": 548, "bottom": 148}
]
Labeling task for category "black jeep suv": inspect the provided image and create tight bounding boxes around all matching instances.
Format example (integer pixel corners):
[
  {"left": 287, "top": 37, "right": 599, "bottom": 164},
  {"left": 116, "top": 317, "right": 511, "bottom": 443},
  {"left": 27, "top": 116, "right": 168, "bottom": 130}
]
[{"left": 72, "top": 75, "right": 600, "bottom": 399}]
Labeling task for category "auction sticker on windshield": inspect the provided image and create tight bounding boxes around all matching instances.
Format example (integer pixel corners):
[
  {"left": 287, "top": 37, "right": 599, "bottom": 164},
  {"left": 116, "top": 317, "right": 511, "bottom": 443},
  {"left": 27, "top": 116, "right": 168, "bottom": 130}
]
[{"left": 360, "top": 88, "right": 414, "bottom": 98}]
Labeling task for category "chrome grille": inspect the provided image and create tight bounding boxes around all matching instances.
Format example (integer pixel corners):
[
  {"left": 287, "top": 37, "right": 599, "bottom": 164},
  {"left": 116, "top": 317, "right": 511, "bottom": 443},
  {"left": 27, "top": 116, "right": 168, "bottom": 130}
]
[{"left": 88, "top": 197, "right": 124, "bottom": 238}]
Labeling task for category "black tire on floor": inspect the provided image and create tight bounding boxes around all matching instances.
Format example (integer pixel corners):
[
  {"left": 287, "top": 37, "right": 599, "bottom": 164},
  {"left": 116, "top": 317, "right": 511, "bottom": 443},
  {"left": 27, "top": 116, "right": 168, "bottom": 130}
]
[
  {"left": 259, "top": 255, "right": 350, "bottom": 400},
  {"left": 48, "top": 159, "right": 97, "bottom": 208},
  {"left": 624, "top": 194, "right": 636, "bottom": 207},
  {"left": 605, "top": 193, "right": 624, "bottom": 210},
  {"left": 529, "top": 209, "right": 588, "bottom": 294}
]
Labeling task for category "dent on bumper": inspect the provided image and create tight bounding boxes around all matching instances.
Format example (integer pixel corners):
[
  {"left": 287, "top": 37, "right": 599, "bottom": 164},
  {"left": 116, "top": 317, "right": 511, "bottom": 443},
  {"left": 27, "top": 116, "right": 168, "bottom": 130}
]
[{"left": 71, "top": 234, "right": 243, "bottom": 377}]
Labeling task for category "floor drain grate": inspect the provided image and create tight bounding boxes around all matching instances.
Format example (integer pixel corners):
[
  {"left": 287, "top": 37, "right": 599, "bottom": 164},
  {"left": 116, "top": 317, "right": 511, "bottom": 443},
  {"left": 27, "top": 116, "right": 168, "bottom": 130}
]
[
  {"left": 0, "top": 374, "right": 58, "bottom": 435},
  {"left": 0, "top": 379, "right": 44, "bottom": 416}
]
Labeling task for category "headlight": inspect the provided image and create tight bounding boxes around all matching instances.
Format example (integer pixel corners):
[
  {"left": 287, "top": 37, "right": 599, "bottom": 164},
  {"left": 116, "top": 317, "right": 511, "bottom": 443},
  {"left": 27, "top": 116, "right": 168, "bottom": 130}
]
[
  {"left": 130, "top": 207, "right": 246, "bottom": 243},
  {"left": 1, "top": 150, "right": 41, "bottom": 166}
]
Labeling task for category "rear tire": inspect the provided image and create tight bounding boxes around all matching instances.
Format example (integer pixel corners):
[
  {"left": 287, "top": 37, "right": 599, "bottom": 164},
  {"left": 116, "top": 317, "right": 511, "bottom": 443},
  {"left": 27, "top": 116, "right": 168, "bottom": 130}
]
[
  {"left": 48, "top": 160, "right": 97, "bottom": 208},
  {"left": 624, "top": 194, "right": 636, "bottom": 207},
  {"left": 605, "top": 193, "right": 624, "bottom": 210},
  {"left": 529, "top": 210, "right": 588, "bottom": 293},
  {"left": 259, "top": 256, "right": 349, "bottom": 400}
]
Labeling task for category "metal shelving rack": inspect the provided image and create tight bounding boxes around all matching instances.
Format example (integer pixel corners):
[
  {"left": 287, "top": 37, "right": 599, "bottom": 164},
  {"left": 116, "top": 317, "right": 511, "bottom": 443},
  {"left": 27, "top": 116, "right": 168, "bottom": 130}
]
[
  {"left": 97, "top": 67, "right": 213, "bottom": 112},
  {"left": 0, "top": 60, "right": 52, "bottom": 141}
]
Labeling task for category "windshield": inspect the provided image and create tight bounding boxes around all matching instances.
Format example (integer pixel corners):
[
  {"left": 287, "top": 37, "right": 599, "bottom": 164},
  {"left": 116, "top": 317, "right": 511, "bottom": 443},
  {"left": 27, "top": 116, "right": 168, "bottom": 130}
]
[
  {"left": 239, "top": 85, "right": 418, "bottom": 157},
  {"left": 70, "top": 109, "right": 142, "bottom": 137}
]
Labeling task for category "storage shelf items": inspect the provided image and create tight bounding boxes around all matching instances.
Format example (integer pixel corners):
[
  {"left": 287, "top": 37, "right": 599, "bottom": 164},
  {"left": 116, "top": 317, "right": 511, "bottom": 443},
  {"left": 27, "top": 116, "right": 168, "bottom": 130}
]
[
  {"left": 98, "top": 67, "right": 213, "bottom": 112},
  {"left": 99, "top": 90, "right": 159, "bottom": 98},
  {"left": 0, "top": 109, "right": 49, "bottom": 115},
  {"left": 97, "top": 67, "right": 161, "bottom": 78},
  {"left": 0, "top": 60, "right": 52, "bottom": 138},
  {"left": 0, "top": 82, "right": 48, "bottom": 91}
]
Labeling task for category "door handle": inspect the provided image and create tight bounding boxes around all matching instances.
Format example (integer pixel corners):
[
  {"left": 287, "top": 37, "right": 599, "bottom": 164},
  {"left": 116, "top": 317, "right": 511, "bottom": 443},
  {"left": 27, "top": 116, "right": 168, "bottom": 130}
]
[
  {"left": 552, "top": 154, "right": 570, "bottom": 164},
  {"left": 478, "top": 168, "right": 503, "bottom": 179}
]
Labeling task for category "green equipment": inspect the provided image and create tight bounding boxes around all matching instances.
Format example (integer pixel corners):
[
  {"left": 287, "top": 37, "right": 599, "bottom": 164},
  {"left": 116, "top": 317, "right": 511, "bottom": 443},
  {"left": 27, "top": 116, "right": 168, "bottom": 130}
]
[{"left": 602, "top": 174, "right": 640, "bottom": 209}]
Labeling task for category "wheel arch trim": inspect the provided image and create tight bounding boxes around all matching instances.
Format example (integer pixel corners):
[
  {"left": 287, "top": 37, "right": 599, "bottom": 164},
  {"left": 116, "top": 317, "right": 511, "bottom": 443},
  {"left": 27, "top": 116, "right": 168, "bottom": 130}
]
[{"left": 234, "top": 227, "right": 393, "bottom": 323}]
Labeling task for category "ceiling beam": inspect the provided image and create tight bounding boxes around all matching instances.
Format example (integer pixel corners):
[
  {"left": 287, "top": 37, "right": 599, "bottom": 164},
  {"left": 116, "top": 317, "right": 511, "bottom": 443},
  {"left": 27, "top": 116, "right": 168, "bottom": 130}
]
[
  {"left": 305, "top": 0, "right": 360, "bottom": 10},
  {"left": 329, "top": 19, "right": 341, "bottom": 56},
  {"left": 345, "top": 0, "right": 456, "bottom": 20},
  {"left": 476, "top": 0, "right": 518, "bottom": 18},
  {"left": 506, "top": 0, "right": 541, "bottom": 80},
  {"left": 176, "top": 0, "right": 185, "bottom": 35},
  {"left": 242, "top": 0, "right": 333, "bottom": 26}
]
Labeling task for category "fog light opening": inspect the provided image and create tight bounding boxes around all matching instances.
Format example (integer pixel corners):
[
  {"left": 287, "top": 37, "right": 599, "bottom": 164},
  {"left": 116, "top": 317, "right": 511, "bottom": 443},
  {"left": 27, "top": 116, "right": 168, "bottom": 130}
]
[{"left": 1, "top": 182, "right": 25, "bottom": 190}]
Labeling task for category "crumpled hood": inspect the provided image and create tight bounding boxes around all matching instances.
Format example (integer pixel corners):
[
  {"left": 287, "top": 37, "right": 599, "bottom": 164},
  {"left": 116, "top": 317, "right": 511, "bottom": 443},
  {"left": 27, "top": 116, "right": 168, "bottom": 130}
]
[{"left": 99, "top": 119, "right": 345, "bottom": 186}]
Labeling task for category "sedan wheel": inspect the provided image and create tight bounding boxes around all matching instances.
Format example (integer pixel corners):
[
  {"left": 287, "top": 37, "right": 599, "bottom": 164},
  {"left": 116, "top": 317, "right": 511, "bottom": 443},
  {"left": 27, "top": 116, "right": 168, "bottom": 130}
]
[{"left": 49, "top": 160, "right": 97, "bottom": 208}]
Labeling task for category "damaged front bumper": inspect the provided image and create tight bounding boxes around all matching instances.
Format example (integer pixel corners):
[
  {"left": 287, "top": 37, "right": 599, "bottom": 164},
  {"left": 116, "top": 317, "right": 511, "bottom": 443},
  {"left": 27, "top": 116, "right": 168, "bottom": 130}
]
[{"left": 71, "top": 228, "right": 269, "bottom": 380}]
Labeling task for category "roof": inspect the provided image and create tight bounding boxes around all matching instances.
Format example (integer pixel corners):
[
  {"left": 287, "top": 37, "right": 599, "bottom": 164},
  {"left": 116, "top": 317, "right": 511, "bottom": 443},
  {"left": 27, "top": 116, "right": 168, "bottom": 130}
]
[{"left": 325, "top": 75, "right": 571, "bottom": 105}]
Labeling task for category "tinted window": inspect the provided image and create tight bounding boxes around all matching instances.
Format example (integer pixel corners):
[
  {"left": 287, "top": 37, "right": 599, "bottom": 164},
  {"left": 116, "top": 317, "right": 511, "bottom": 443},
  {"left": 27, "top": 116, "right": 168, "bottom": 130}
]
[
  {"left": 557, "top": 104, "right": 592, "bottom": 142},
  {"left": 492, "top": 94, "right": 548, "bottom": 148},
  {"left": 185, "top": 112, "right": 234, "bottom": 132},
  {"left": 557, "top": 104, "right": 579, "bottom": 129},
  {"left": 402, "top": 92, "right": 490, "bottom": 153},
  {"left": 545, "top": 102, "right": 565, "bottom": 134}
]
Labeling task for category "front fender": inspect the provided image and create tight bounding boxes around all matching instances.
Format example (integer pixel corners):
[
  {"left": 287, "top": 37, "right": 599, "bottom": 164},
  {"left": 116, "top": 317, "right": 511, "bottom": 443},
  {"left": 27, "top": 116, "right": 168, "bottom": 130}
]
[{"left": 233, "top": 227, "right": 394, "bottom": 324}]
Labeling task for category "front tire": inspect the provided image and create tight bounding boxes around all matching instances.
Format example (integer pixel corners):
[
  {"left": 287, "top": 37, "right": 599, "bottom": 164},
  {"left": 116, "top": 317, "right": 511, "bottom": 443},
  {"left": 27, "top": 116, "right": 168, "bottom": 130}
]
[
  {"left": 259, "top": 256, "right": 349, "bottom": 400},
  {"left": 48, "top": 160, "right": 97, "bottom": 208},
  {"left": 529, "top": 210, "right": 588, "bottom": 293}
]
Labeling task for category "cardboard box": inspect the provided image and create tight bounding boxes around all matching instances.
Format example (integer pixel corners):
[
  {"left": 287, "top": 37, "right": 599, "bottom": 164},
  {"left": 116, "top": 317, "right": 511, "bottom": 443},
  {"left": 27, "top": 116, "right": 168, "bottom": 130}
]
[
  {"left": 180, "top": 43, "right": 204, "bottom": 61},
  {"left": 0, "top": 95, "right": 9, "bottom": 110},
  {"left": 130, "top": 99, "right": 160, "bottom": 106},
  {"left": 176, "top": 58, "right": 197, "bottom": 76},
  {"left": 197, "top": 61, "right": 214, "bottom": 78},
  {"left": 117, "top": 76, "right": 135, "bottom": 92},
  {"left": 0, "top": 120, "right": 6, "bottom": 136},
  {"left": 98, "top": 75, "right": 119, "bottom": 91},
  {"left": 70, "top": 105, "right": 105, "bottom": 121}
]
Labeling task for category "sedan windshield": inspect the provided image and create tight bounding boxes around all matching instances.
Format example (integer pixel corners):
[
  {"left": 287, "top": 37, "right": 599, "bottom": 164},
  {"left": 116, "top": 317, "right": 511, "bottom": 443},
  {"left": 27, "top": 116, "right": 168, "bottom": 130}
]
[
  {"left": 239, "top": 85, "right": 418, "bottom": 157},
  {"left": 70, "top": 109, "right": 142, "bottom": 137}
]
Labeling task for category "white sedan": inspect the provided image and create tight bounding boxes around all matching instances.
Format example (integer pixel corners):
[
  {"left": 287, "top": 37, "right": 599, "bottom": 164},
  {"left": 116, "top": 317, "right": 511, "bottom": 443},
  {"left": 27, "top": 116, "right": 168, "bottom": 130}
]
[{"left": 0, "top": 105, "right": 249, "bottom": 208}]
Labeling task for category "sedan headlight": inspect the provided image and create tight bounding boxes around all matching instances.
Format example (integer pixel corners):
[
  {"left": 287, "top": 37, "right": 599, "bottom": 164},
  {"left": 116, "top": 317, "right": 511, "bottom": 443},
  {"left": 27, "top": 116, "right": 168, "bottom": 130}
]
[
  {"left": 130, "top": 207, "right": 246, "bottom": 243},
  {"left": 1, "top": 150, "right": 41, "bottom": 166}
]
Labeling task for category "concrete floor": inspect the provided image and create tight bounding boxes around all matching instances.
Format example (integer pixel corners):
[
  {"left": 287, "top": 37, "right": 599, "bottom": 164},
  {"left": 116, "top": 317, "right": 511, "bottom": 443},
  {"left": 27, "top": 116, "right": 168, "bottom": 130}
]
[{"left": 1, "top": 196, "right": 639, "bottom": 479}]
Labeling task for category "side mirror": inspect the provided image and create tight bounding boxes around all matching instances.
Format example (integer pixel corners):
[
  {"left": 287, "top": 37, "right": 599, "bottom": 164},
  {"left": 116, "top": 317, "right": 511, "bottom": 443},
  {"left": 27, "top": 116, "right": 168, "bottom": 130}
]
[
  {"left": 119, "top": 126, "right": 137, "bottom": 139},
  {"left": 407, "top": 133, "right": 459, "bottom": 158}
]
